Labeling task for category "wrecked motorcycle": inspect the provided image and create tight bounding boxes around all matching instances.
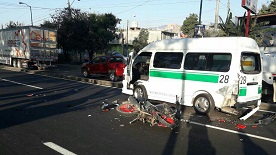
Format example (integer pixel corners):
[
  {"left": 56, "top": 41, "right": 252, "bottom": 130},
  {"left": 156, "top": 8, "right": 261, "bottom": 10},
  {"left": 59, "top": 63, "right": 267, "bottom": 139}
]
[{"left": 126, "top": 96, "right": 182, "bottom": 129}]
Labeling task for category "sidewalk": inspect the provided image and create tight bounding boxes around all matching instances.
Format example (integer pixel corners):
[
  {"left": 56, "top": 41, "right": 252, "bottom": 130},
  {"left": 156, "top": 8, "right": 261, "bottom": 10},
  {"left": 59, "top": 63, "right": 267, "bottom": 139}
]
[{"left": 1, "top": 64, "right": 275, "bottom": 112}]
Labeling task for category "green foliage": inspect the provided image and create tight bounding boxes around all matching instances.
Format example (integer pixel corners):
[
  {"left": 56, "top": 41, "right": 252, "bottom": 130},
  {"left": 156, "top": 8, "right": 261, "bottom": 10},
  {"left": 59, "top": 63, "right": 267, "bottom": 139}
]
[
  {"left": 181, "top": 14, "right": 198, "bottom": 37},
  {"left": 219, "top": 12, "right": 244, "bottom": 37},
  {"left": 49, "top": 8, "right": 120, "bottom": 61},
  {"left": 259, "top": 0, "right": 276, "bottom": 14},
  {"left": 250, "top": 0, "right": 276, "bottom": 46},
  {"left": 6, "top": 21, "right": 18, "bottom": 29},
  {"left": 219, "top": 0, "right": 276, "bottom": 45},
  {"left": 40, "top": 21, "right": 56, "bottom": 29},
  {"left": 132, "top": 28, "right": 149, "bottom": 52},
  {"left": 204, "top": 28, "right": 226, "bottom": 37}
]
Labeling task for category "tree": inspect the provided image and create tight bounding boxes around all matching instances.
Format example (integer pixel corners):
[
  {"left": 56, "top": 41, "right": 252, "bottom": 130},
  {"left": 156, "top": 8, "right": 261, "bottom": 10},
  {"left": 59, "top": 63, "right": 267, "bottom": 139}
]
[
  {"left": 50, "top": 7, "right": 120, "bottom": 62},
  {"left": 259, "top": 0, "right": 276, "bottom": 14},
  {"left": 86, "top": 13, "right": 120, "bottom": 59},
  {"left": 250, "top": 0, "right": 276, "bottom": 46},
  {"left": 181, "top": 14, "right": 198, "bottom": 38},
  {"left": 52, "top": 8, "right": 88, "bottom": 51},
  {"left": 6, "top": 21, "right": 17, "bottom": 28},
  {"left": 40, "top": 21, "right": 56, "bottom": 29},
  {"left": 219, "top": 12, "right": 244, "bottom": 37},
  {"left": 132, "top": 28, "right": 149, "bottom": 53}
]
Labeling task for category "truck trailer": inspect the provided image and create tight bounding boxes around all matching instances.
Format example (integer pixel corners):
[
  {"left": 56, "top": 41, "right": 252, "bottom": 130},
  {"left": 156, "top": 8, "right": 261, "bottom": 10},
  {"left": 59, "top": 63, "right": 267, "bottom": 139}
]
[{"left": 0, "top": 26, "right": 58, "bottom": 69}]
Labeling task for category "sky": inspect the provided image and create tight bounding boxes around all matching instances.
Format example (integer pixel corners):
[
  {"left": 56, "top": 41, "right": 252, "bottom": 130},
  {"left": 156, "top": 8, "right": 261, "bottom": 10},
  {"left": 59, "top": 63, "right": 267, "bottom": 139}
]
[{"left": 0, "top": 0, "right": 272, "bottom": 29}]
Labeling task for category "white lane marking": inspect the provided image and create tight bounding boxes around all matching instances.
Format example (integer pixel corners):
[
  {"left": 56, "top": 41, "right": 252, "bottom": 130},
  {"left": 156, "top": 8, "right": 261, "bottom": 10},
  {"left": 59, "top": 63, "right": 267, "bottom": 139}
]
[
  {"left": 258, "top": 109, "right": 276, "bottom": 113},
  {"left": 0, "top": 78, "right": 43, "bottom": 89},
  {"left": 189, "top": 121, "right": 276, "bottom": 143},
  {"left": 43, "top": 142, "right": 77, "bottom": 155}
]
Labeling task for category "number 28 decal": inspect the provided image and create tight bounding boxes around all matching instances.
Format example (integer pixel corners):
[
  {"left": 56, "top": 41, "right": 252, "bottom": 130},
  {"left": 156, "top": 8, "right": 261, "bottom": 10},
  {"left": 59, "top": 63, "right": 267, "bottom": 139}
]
[
  {"left": 240, "top": 76, "right": 246, "bottom": 84},
  {"left": 219, "top": 75, "right": 229, "bottom": 83}
]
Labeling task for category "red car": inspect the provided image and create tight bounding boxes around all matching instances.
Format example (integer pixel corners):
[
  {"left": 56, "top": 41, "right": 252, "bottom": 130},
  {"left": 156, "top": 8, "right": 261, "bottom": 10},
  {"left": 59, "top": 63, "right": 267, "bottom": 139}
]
[{"left": 81, "top": 56, "right": 126, "bottom": 81}]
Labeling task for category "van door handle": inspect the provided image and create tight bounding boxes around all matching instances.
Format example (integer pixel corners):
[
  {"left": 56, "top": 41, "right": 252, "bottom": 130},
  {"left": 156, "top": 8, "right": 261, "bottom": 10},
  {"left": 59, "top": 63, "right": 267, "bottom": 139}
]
[{"left": 247, "top": 82, "right": 258, "bottom": 86}]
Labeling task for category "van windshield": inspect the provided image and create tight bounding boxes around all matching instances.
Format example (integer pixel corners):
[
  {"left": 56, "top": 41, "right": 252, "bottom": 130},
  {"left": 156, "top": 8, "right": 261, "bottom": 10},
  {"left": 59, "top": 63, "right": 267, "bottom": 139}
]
[{"left": 241, "top": 52, "right": 261, "bottom": 74}]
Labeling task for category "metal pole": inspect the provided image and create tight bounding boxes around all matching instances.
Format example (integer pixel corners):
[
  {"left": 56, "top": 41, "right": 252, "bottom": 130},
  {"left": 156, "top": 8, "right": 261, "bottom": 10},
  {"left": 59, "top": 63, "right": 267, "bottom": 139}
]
[
  {"left": 214, "top": 0, "right": 220, "bottom": 31},
  {"left": 126, "top": 20, "right": 129, "bottom": 55},
  {"left": 19, "top": 2, "right": 33, "bottom": 26},
  {"left": 245, "top": 10, "right": 251, "bottom": 37},
  {"left": 199, "top": 0, "right": 203, "bottom": 24},
  {"left": 29, "top": 6, "right": 33, "bottom": 26},
  {"left": 68, "top": 0, "right": 71, "bottom": 9}
]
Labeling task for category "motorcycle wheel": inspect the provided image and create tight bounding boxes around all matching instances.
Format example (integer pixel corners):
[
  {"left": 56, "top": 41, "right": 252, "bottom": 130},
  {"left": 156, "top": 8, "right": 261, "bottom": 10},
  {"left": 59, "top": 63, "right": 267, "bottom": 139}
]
[
  {"left": 116, "top": 102, "right": 139, "bottom": 116},
  {"left": 156, "top": 113, "right": 177, "bottom": 129}
]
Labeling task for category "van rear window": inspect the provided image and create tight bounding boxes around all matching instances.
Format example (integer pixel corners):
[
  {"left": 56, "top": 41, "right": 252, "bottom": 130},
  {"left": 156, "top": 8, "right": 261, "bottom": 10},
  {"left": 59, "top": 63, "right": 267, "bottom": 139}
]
[
  {"left": 153, "top": 52, "right": 183, "bottom": 69},
  {"left": 241, "top": 52, "right": 261, "bottom": 74},
  {"left": 184, "top": 53, "right": 231, "bottom": 72}
]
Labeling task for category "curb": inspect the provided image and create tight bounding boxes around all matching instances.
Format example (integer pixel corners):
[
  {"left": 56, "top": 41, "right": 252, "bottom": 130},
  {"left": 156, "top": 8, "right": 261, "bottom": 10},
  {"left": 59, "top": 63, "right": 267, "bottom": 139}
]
[{"left": 31, "top": 70, "right": 123, "bottom": 88}]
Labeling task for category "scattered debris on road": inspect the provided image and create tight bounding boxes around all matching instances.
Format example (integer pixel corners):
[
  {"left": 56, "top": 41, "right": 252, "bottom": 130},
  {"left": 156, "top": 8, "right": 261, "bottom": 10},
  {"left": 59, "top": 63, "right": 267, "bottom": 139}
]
[
  {"left": 255, "top": 113, "right": 276, "bottom": 125},
  {"left": 235, "top": 124, "right": 246, "bottom": 129},
  {"left": 100, "top": 100, "right": 119, "bottom": 112}
]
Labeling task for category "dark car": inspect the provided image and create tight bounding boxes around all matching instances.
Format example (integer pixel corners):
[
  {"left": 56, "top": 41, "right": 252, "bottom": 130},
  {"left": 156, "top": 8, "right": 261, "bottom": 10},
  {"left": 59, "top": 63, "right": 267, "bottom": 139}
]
[{"left": 81, "top": 55, "right": 126, "bottom": 81}]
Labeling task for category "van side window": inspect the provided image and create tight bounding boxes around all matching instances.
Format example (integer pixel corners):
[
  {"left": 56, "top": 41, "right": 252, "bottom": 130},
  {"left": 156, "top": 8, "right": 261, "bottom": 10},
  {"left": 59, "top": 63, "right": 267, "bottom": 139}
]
[
  {"left": 153, "top": 52, "right": 183, "bottom": 69},
  {"left": 184, "top": 53, "right": 231, "bottom": 72}
]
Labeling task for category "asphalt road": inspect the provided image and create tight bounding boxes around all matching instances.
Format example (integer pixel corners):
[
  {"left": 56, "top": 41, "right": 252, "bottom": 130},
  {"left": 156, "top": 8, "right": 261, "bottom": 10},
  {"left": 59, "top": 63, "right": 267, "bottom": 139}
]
[{"left": 0, "top": 68, "right": 276, "bottom": 155}]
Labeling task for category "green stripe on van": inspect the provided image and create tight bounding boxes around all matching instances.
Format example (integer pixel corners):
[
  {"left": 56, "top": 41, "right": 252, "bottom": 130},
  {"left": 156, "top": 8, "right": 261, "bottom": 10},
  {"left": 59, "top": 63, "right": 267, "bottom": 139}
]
[
  {"left": 149, "top": 70, "right": 219, "bottom": 83},
  {"left": 258, "top": 86, "right": 262, "bottom": 94},
  {"left": 239, "top": 87, "right": 247, "bottom": 96}
]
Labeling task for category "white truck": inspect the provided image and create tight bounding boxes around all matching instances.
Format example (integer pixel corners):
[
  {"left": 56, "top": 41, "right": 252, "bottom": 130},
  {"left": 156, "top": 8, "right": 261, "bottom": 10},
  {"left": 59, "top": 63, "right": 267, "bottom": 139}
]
[
  {"left": 260, "top": 46, "right": 276, "bottom": 102},
  {"left": 0, "top": 26, "right": 58, "bottom": 69}
]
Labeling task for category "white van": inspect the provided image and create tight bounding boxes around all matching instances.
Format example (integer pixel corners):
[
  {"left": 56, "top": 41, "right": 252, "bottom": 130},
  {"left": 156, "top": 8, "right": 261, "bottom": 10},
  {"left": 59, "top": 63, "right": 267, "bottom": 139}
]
[{"left": 122, "top": 37, "right": 262, "bottom": 116}]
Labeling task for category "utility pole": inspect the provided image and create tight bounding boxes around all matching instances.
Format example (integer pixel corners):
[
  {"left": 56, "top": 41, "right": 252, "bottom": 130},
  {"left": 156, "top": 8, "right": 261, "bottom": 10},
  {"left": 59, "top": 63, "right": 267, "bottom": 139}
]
[
  {"left": 214, "top": 0, "right": 220, "bottom": 31},
  {"left": 199, "top": 0, "right": 203, "bottom": 24},
  {"left": 68, "top": 0, "right": 72, "bottom": 17},
  {"left": 228, "top": 0, "right": 230, "bottom": 13},
  {"left": 67, "top": 0, "right": 80, "bottom": 16},
  {"left": 126, "top": 20, "right": 129, "bottom": 55}
]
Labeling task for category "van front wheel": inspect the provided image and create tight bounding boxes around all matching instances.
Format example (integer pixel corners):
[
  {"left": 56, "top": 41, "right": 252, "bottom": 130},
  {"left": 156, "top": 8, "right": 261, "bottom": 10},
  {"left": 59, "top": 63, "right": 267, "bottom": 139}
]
[
  {"left": 133, "top": 85, "right": 148, "bottom": 100},
  {"left": 193, "top": 94, "right": 215, "bottom": 115}
]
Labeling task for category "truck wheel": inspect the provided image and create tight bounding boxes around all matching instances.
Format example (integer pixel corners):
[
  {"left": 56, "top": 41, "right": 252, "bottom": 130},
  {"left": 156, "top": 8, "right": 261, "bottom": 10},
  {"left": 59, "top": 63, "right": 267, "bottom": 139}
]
[
  {"left": 193, "top": 94, "right": 215, "bottom": 115},
  {"left": 12, "top": 59, "right": 17, "bottom": 67},
  {"left": 109, "top": 70, "right": 118, "bottom": 81},
  {"left": 82, "top": 69, "right": 89, "bottom": 78},
  {"left": 133, "top": 85, "right": 148, "bottom": 100},
  {"left": 17, "top": 60, "right": 22, "bottom": 68}
]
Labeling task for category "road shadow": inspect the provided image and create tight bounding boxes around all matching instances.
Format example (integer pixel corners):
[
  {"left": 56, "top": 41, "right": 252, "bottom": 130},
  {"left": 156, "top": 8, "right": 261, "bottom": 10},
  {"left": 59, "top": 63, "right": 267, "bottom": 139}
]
[
  {"left": 186, "top": 113, "right": 216, "bottom": 155},
  {"left": 238, "top": 132, "right": 268, "bottom": 155},
  {"left": 0, "top": 78, "right": 124, "bottom": 129},
  {"left": 161, "top": 104, "right": 185, "bottom": 155}
]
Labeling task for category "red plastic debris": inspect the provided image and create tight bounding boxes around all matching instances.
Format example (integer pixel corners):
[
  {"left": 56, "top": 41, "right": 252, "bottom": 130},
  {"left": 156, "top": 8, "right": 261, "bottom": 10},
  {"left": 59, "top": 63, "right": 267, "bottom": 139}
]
[
  {"left": 236, "top": 124, "right": 246, "bottom": 129},
  {"left": 119, "top": 104, "right": 136, "bottom": 113},
  {"left": 219, "top": 119, "right": 225, "bottom": 122},
  {"left": 101, "top": 109, "right": 109, "bottom": 112},
  {"left": 252, "top": 125, "right": 257, "bottom": 128}
]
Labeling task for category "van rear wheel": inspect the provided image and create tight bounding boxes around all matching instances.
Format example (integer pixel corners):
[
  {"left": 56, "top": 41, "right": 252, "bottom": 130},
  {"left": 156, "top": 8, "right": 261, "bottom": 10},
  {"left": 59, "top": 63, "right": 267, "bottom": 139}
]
[
  {"left": 133, "top": 85, "right": 148, "bottom": 100},
  {"left": 193, "top": 94, "right": 215, "bottom": 115}
]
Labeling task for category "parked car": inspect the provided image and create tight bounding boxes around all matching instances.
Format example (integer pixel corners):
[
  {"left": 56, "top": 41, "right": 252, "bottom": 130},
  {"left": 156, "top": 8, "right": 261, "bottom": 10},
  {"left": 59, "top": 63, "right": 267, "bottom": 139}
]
[
  {"left": 107, "top": 51, "right": 128, "bottom": 61},
  {"left": 81, "top": 55, "right": 126, "bottom": 81}
]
